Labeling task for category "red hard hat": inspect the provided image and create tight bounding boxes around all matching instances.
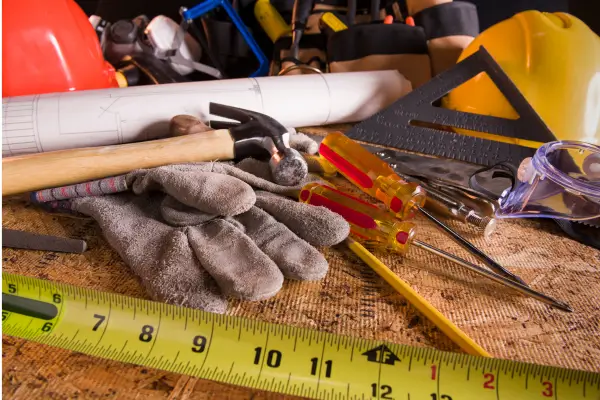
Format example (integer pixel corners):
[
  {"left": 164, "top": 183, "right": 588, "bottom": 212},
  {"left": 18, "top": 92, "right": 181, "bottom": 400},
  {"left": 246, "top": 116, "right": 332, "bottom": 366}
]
[{"left": 2, "top": 0, "right": 120, "bottom": 97}]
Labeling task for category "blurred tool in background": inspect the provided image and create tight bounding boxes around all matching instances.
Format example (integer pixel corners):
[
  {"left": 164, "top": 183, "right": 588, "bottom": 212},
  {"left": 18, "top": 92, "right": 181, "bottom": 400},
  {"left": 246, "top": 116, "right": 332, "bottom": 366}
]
[
  {"left": 318, "top": 132, "right": 528, "bottom": 285},
  {"left": 90, "top": 14, "right": 196, "bottom": 85},
  {"left": 299, "top": 183, "right": 573, "bottom": 312},
  {"left": 259, "top": 0, "right": 328, "bottom": 76},
  {"left": 0, "top": 0, "right": 484, "bottom": 88},
  {"left": 180, "top": 0, "right": 269, "bottom": 77},
  {"left": 254, "top": 0, "right": 291, "bottom": 41},
  {"left": 80, "top": 0, "right": 600, "bottom": 84},
  {"left": 290, "top": 0, "right": 313, "bottom": 59}
]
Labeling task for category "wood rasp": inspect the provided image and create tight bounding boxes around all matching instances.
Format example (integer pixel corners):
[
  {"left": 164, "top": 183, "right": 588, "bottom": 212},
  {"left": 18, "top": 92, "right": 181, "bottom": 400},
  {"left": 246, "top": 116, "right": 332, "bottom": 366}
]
[{"left": 2, "top": 228, "right": 87, "bottom": 253}]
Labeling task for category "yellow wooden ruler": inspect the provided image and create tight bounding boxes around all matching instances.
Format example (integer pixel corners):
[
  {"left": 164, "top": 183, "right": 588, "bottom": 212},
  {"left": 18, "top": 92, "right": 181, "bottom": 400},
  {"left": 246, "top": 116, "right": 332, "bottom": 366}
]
[{"left": 2, "top": 272, "right": 599, "bottom": 399}]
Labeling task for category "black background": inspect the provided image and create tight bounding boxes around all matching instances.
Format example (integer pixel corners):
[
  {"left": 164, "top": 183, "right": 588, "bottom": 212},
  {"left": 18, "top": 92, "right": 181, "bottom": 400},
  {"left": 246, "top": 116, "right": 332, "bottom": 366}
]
[{"left": 77, "top": 0, "right": 598, "bottom": 34}]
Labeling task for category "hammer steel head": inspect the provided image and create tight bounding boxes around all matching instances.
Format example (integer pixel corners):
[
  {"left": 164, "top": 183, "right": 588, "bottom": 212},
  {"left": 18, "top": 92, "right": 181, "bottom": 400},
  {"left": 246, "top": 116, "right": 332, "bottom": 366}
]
[{"left": 269, "top": 148, "right": 308, "bottom": 186}]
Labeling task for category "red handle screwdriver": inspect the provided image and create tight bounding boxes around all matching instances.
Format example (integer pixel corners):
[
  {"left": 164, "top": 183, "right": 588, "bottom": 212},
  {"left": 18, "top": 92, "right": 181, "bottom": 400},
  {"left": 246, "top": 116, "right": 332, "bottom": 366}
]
[
  {"left": 318, "top": 131, "right": 528, "bottom": 286},
  {"left": 299, "top": 182, "right": 572, "bottom": 312}
]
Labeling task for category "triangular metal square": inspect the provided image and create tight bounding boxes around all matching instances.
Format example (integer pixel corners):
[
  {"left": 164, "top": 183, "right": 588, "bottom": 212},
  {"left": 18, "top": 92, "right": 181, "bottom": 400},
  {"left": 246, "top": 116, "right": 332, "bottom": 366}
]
[{"left": 345, "top": 46, "right": 556, "bottom": 166}]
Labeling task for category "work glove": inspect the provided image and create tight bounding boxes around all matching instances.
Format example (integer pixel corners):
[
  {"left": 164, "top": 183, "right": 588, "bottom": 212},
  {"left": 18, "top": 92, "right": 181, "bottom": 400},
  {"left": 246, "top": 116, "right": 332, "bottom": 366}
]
[{"left": 32, "top": 158, "right": 350, "bottom": 314}]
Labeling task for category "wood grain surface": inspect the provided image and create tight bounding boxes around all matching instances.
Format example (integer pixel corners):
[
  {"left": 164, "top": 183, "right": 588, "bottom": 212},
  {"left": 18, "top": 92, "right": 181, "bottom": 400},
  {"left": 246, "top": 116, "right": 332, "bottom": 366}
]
[{"left": 2, "top": 128, "right": 600, "bottom": 399}]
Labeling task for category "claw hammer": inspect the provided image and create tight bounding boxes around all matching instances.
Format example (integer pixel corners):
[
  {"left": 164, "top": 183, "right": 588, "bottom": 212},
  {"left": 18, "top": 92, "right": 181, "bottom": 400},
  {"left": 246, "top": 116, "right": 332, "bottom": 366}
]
[{"left": 2, "top": 103, "right": 308, "bottom": 196}]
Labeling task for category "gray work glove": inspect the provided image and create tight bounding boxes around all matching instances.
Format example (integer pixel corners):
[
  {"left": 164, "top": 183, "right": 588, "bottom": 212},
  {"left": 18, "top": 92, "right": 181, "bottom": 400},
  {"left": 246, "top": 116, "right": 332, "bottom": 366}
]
[{"left": 33, "top": 159, "right": 350, "bottom": 314}]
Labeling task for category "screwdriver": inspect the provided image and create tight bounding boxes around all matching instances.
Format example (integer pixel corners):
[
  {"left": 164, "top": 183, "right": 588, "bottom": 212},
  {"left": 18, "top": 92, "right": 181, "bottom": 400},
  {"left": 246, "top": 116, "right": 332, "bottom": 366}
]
[
  {"left": 318, "top": 131, "right": 528, "bottom": 286},
  {"left": 299, "top": 183, "right": 573, "bottom": 312}
]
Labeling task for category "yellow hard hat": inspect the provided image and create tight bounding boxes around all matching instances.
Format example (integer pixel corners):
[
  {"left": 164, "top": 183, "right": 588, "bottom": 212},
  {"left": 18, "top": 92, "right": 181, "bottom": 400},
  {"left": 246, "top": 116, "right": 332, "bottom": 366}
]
[{"left": 443, "top": 10, "right": 600, "bottom": 146}]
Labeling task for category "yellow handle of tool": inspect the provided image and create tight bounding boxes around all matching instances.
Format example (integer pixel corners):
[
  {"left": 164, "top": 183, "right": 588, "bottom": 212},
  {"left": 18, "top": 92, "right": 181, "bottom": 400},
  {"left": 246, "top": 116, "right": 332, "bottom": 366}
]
[
  {"left": 254, "top": 0, "right": 292, "bottom": 42},
  {"left": 320, "top": 12, "right": 348, "bottom": 32},
  {"left": 346, "top": 238, "right": 492, "bottom": 358}
]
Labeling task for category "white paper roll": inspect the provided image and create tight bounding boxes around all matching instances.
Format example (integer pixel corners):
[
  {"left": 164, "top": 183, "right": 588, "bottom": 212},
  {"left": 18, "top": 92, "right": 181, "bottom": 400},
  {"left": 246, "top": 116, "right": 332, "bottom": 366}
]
[{"left": 2, "top": 71, "right": 411, "bottom": 156}]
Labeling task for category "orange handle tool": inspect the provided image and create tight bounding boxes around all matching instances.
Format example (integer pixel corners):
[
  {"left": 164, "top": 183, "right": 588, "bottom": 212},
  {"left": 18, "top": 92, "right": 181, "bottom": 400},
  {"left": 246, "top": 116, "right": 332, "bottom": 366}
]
[
  {"left": 299, "top": 182, "right": 418, "bottom": 253},
  {"left": 318, "top": 132, "right": 426, "bottom": 220},
  {"left": 298, "top": 182, "right": 573, "bottom": 313}
]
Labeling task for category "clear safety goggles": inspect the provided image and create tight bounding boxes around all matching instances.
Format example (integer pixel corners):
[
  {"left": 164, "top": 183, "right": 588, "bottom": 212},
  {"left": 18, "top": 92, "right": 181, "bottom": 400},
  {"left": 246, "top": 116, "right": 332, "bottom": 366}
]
[{"left": 495, "top": 141, "right": 600, "bottom": 221}]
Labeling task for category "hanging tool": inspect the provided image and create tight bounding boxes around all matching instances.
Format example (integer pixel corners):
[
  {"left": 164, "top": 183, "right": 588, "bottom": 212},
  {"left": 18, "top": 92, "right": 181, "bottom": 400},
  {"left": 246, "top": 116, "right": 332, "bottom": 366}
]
[
  {"left": 370, "top": 0, "right": 381, "bottom": 22},
  {"left": 180, "top": 0, "right": 269, "bottom": 77},
  {"left": 346, "top": 0, "right": 357, "bottom": 25},
  {"left": 254, "top": 0, "right": 291, "bottom": 42},
  {"left": 299, "top": 183, "right": 572, "bottom": 312},
  {"left": 318, "top": 131, "right": 528, "bottom": 286},
  {"left": 2, "top": 228, "right": 87, "bottom": 253},
  {"left": 143, "top": 15, "right": 223, "bottom": 79},
  {"left": 319, "top": 12, "right": 348, "bottom": 35},
  {"left": 290, "top": 0, "right": 314, "bottom": 60}
]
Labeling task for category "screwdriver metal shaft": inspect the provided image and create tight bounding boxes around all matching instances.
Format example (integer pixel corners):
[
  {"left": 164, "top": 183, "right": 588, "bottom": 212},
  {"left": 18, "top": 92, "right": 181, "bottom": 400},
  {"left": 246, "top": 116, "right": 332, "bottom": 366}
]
[
  {"left": 412, "top": 240, "right": 572, "bottom": 312},
  {"left": 299, "top": 182, "right": 572, "bottom": 312},
  {"left": 317, "top": 132, "right": 529, "bottom": 286},
  {"left": 417, "top": 207, "right": 528, "bottom": 286}
]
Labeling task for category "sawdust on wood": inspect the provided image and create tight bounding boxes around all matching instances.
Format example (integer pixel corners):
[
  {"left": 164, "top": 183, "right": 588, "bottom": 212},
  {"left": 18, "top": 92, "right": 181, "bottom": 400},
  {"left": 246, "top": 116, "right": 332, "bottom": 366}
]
[{"left": 3, "top": 128, "right": 600, "bottom": 399}]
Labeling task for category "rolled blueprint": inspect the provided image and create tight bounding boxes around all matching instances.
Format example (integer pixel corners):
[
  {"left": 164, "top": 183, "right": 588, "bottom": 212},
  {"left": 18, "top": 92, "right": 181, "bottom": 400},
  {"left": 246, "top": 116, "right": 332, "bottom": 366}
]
[{"left": 2, "top": 71, "right": 411, "bottom": 156}]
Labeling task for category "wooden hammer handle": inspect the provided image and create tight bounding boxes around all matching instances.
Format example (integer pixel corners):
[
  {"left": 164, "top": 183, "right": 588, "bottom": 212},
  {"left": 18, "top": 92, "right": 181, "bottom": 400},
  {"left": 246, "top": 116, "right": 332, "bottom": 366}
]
[{"left": 2, "top": 129, "right": 235, "bottom": 196}]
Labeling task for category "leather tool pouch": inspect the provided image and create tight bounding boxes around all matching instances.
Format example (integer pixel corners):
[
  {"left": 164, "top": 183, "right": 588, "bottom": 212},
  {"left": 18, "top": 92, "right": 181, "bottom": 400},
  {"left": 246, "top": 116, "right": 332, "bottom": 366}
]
[
  {"left": 413, "top": 1, "right": 479, "bottom": 75},
  {"left": 327, "top": 23, "right": 431, "bottom": 87}
]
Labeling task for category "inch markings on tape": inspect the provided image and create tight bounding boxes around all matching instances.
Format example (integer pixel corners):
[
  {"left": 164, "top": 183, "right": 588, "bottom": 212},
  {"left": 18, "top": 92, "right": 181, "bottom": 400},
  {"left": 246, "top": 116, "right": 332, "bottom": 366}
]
[{"left": 2, "top": 273, "right": 599, "bottom": 399}]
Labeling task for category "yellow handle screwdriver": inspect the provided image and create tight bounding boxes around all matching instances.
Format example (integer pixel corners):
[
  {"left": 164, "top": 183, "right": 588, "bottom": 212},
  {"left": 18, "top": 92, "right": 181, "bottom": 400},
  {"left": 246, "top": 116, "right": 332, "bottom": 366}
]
[
  {"left": 319, "top": 132, "right": 426, "bottom": 220},
  {"left": 299, "top": 182, "right": 572, "bottom": 312},
  {"left": 299, "top": 183, "right": 491, "bottom": 357},
  {"left": 318, "top": 131, "right": 528, "bottom": 286}
]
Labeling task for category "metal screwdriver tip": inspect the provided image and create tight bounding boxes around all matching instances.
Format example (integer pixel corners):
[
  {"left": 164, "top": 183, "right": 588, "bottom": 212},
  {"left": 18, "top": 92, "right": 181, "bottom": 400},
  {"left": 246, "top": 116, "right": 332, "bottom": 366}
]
[
  {"left": 413, "top": 240, "right": 573, "bottom": 312},
  {"left": 417, "top": 206, "right": 528, "bottom": 286}
]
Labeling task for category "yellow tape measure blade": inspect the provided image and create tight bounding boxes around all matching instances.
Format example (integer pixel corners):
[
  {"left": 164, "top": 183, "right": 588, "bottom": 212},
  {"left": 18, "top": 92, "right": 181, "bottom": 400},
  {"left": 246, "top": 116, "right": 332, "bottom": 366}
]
[{"left": 2, "top": 273, "right": 599, "bottom": 400}]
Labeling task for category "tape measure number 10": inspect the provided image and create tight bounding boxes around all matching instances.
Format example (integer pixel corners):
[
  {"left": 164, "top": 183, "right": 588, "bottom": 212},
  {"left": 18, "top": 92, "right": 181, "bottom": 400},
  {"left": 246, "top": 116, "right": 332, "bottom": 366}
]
[{"left": 2, "top": 273, "right": 599, "bottom": 400}]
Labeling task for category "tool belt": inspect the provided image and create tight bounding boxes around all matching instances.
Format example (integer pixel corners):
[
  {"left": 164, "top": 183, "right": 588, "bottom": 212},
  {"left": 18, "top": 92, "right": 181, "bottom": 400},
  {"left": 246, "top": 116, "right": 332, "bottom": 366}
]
[
  {"left": 327, "top": 23, "right": 431, "bottom": 87},
  {"left": 412, "top": 1, "right": 479, "bottom": 75},
  {"left": 265, "top": 0, "right": 479, "bottom": 83}
]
